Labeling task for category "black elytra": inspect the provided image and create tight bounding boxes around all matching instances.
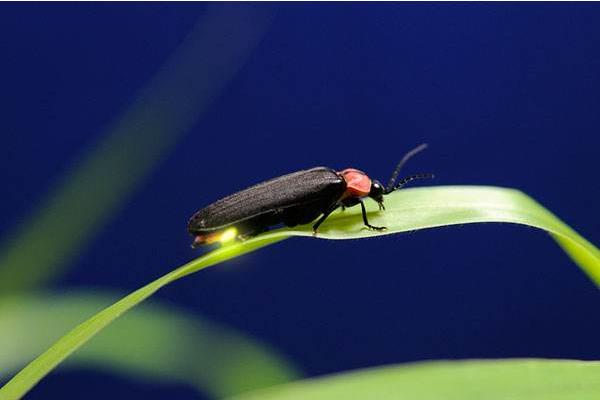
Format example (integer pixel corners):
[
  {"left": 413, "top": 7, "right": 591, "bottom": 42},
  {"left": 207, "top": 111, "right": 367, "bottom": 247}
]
[{"left": 187, "top": 144, "right": 433, "bottom": 247}]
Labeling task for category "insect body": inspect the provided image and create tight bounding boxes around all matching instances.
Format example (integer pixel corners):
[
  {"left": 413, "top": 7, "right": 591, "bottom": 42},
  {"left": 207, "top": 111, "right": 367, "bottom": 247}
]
[{"left": 188, "top": 144, "right": 433, "bottom": 247}]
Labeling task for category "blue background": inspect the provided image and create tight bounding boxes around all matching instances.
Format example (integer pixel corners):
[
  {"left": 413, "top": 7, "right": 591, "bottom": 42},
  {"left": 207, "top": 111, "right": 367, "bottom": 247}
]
[{"left": 1, "top": 3, "right": 599, "bottom": 399}]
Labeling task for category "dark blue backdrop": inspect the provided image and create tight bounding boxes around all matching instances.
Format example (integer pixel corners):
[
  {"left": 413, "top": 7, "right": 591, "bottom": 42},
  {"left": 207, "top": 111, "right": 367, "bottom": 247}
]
[{"left": 1, "top": 3, "right": 599, "bottom": 399}]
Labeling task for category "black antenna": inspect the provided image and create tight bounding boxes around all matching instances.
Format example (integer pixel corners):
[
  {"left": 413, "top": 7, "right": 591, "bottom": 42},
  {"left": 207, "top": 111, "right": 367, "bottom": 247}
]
[
  {"left": 391, "top": 173, "right": 435, "bottom": 192},
  {"left": 385, "top": 143, "right": 429, "bottom": 193}
]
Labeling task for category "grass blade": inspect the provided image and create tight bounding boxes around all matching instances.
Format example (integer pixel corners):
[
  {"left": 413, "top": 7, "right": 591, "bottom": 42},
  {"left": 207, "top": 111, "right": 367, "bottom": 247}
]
[
  {"left": 228, "top": 359, "right": 600, "bottom": 400},
  {"left": 1, "top": 186, "right": 598, "bottom": 399},
  {"left": 303, "top": 186, "right": 600, "bottom": 284}
]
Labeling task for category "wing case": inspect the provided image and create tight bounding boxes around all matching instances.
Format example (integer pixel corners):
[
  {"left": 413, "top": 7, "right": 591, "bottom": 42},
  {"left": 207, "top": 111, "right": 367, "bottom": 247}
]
[{"left": 188, "top": 167, "right": 345, "bottom": 232}]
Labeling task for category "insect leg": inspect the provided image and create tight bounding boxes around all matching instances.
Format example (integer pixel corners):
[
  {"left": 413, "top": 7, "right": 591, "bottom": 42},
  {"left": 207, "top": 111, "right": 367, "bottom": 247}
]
[
  {"left": 359, "top": 199, "right": 386, "bottom": 231},
  {"left": 238, "top": 226, "right": 268, "bottom": 241},
  {"left": 312, "top": 204, "right": 341, "bottom": 234}
]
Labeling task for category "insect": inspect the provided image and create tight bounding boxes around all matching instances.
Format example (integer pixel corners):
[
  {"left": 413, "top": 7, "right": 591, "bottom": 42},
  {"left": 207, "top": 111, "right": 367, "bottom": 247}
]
[{"left": 188, "top": 144, "right": 433, "bottom": 247}]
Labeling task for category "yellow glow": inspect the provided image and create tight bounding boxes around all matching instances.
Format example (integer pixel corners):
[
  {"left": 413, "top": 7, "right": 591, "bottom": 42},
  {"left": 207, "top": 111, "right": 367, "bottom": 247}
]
[{"left": 219, "top": 227, "right": 238, "bottom": 243}]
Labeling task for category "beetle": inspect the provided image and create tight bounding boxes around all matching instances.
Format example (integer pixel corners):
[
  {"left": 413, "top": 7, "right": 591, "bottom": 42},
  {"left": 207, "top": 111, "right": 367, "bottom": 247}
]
[{"left": 188, "top": 144, "right": 433, "bottom": 247}]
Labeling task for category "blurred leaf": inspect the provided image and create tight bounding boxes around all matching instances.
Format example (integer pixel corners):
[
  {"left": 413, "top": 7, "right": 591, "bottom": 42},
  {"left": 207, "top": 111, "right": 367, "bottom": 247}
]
[
  {"left": 1, "top": 186, "right": 599, "bottom": 399},
  {"left": 0, "top": 6, "right": 284, "bottom": 397},
  {"left": 227, "top": 359, "right": 600, "bottom": 400},
  {"left": 0, "top": 4, "right": 271, "bottom": 292},
  {"left": 0, "top": 291, "right": 300, "bottom": 398}
]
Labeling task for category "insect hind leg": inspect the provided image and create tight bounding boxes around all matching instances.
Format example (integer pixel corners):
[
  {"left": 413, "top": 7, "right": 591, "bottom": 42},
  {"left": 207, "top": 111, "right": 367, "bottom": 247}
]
[
  {"left": 312, "top": 203, "right": 342, "bottom": 234},
  {"left": 234, "top": 218, "right": 272, "bottom": 241}
]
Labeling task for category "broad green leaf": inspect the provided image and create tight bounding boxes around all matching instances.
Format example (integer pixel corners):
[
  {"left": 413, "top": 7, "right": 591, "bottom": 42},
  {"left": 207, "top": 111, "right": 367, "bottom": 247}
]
[
  {"left": 228, "top": 359, "right": 600, "bottom": 400},
  {"left": 0, "top": 292, "right": 300, "bottom": 398},
  {"left": 1, "top": 186, "right": 599, "bottom": 399}
]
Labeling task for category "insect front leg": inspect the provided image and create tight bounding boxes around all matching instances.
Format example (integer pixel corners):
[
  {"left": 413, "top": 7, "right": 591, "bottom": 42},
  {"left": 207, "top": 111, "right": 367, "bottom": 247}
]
[{"left": 359, "top": 199, "right": 386, "bottom": 231}]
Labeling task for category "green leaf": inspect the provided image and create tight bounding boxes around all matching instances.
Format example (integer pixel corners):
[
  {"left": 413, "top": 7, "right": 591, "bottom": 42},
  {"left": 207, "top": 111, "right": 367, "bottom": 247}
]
[
  {"left": 0, "top": 292, "right": 300, "bottom": 398},
  {"left": 227, "top": 359, "right": 600, "bottom": 400},
  {"left": 1, "top": 186, "right": 598, "bottom": 399}
]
